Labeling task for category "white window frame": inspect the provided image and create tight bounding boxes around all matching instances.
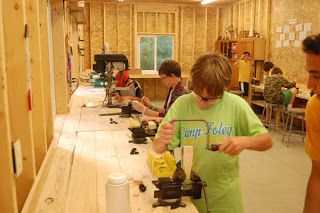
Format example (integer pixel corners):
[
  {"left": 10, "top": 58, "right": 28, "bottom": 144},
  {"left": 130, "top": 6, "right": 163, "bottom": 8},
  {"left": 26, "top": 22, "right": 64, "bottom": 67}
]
[{"left": 137, "top": 35, "right": 174, "bottom": 74}]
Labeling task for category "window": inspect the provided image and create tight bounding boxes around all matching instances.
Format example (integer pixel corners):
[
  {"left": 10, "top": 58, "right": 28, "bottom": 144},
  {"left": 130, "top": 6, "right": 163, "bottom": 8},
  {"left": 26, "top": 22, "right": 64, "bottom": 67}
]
[{"left": 138, "top": 35, "right": 174, "bottom": 74}]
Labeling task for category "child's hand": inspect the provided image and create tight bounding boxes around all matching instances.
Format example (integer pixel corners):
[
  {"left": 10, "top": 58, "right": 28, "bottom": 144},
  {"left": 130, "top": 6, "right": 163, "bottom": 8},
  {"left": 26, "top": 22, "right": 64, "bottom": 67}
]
[
  {"left": 156, "top": 122, "right": 176, "bottom": 147},
  {"left": 219, "top": 137, "right": 249, "bottom": 156},
  {"left": 132, "top": 101, "right": 147, "bottom": 113},
  {"left": 142, "top": 96, "right": 152, "bottom": 108}
]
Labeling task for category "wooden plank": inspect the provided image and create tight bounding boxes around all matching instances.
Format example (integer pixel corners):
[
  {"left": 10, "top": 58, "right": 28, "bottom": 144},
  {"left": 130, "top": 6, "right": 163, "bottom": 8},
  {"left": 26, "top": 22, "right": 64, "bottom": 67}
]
[
  {"left": 22, "top": 104, "right": 82, "bottom": 213},
  {"left": 26, "top": 0, "right": 48, "bottom": 173},
  {"left": 51, "top": 0, "right": 70, "bottom": 114},
  {"left": 65, "top": 132, "right": 97, "bottom": 212},
  {"left": 39, "top": 0, "right": 54, "bottom": 148},
  {"left": 95, "top": 131, "right": 121, "bottom": 213},
  {"left": 2, "top": 0, "right": 36, "bottom": 210},
  {"left": 0, "top": 0, "right": 18, "bottom": 211}
]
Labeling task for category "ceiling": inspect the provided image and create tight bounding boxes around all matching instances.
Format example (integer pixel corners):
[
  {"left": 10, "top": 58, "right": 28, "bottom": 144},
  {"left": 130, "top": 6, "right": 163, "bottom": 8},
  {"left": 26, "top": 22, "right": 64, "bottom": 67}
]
[{"left": 84, "top": 0, "right": 240, "bottom": 6}]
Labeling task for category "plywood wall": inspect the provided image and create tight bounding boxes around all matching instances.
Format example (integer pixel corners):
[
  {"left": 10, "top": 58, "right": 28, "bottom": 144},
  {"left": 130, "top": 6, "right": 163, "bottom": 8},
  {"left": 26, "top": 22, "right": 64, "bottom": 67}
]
[
  {"left": 269, "top": 0, "right": 320, "bottom": 85},
  {"left": 83, "top": 2, "right": 220, "bottom": 73}
]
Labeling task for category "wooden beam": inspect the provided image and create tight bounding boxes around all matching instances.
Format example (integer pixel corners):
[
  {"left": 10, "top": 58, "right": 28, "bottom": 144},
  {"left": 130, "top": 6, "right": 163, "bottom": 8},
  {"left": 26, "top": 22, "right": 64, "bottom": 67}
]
[
  {"left": 133, "top": 4, "right": 137, "bottom": 67},
  {"left": 179, "top": 7, "right": 183, "bottom": 63},
  {"left": 26, "top": 0, "right": 48, "bottom": 173},
  {"left": 265, "top": 0, "right": 271, "bottom": 59},
  {"left": 0, "top": 1, "right": 18, "bottom": 212},
  {"left": 51, "top": 0, "right": 70, "bottom": 114},
  {"left": 2, "top": 0, "right": 37, "bottom": 210},
  {"left": 39, "top": 0, "right": 54, "bottom": 148}
]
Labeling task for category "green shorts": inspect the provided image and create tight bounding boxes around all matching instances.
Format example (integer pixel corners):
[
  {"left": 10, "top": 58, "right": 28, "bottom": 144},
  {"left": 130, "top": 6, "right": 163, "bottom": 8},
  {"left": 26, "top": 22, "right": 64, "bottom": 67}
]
[{"left": 281, "top": 89, "right": 292, "bottom": 105}]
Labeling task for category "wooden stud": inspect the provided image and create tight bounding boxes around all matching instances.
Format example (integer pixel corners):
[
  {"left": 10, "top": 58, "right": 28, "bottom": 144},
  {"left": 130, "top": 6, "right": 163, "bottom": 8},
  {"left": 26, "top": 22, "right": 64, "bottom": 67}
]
[
  {"left": 130, "top": 3, "right": 132, "bottom": 64},
  {"left": 265, "top": 0, "right": 271, "bottom": 59},
  {"left": 174, "top": 12, "right": 178, "bottom": 61},
  {"left": 179, "top": 7, "right": 183, "bottom": 63},
  {"left": 51, "top": 0, "right": 69, "bottom": 114},
  {"left": 0, "top": 1, "right": 18, "bottom": 212},
  {"left": 39, "top": 0, "right": 54, "bottom": 148},
  {"left": 204, "top": 7, "right": 207, "bottom": 51},
  {"left": 2, "top": 0, "right": 37, "bottom": 209},
  {"left": 192, "top": 6, "right": 195, "bottom": 63},
  {"left": 216, "top": 8, "right": 220, "bottom": 43},
  {"left": 257, "top": 0, "right": 261, "bottom": 35},
  {"left": 133, "top": 4, "right": 137, "bottom": 67},
  {"left": 117, "top": 3, "right": 119, "bottom": 52},
  {"left": 26, "top": 0, "right": 48, "bottom": 172}
]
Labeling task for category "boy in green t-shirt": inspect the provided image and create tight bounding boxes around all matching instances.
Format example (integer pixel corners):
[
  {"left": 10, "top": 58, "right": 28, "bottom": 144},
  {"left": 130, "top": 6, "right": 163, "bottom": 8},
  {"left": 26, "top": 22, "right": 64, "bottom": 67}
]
[{"left": 153, "top": 53, "right": 273, "bottom": 213}]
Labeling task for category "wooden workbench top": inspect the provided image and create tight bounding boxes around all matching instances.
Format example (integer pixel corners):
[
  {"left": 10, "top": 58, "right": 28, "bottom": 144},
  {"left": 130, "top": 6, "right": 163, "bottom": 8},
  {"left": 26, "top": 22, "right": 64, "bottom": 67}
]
[{"left": 22, "top": 86, "right": 198, "bottom": 213}]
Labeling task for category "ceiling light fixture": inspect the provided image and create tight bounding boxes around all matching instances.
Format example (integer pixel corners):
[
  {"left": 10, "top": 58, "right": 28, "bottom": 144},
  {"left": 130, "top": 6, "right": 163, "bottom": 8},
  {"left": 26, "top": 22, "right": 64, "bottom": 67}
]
[{"left": 201, "top": 0, "right": 217, "bottom": 5}]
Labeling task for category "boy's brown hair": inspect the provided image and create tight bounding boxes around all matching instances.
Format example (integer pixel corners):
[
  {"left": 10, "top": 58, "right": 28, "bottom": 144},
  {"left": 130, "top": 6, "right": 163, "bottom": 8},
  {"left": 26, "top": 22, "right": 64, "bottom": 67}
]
[
  {"left": 263, "top": 61, "right": 274, "bottom": 72},
  {"left": 271, "top": 67, "right": 283, "bottom": 75},
  {"left": 190, "top": 53, "right": 232, "bottom": 97},
  {"left": 158, "top": 60, "right": 181, "bottom": 77}
]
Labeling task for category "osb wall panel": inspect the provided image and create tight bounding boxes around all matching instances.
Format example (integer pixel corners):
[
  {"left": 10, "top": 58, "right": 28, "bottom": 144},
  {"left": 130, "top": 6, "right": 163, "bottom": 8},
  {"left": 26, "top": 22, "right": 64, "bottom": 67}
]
[
  {"left": 232, "top": 5, "right": 238, "bottom": 32},
  {"left": 207, "top": 7, "right": 218, "bottom": 52},
  {"left": 245, "top": 1, "right": 251, "bottom": 30},
  {"left": 269, "top": 0, "right": 320, "bottom": 85},
  {"left": 145, "top": 12, "right": 156, "bottom": 33},
  {"left": 155, "top": 79, "right": 168, "bottom": 98},
  {"left": 137, "top": 12, "right": 144, "bottom": 33},
  {"left": 104, "top": 3, "right": 118, "bottom": 53},
  {"left": 84, "top": 4, "right": 91, "bottom": 69},
  {"left": 221, "top": 7, "right": 232, "bottom": 38},
  {"left": 180, "top": 6, "right": 194, "bottom": 72},
  {"left": 158, "top": 13, "right": 169, "bottom": 33},
  {"left": 194, "top": 7, "right": 207, "bottom": 61},
  {"left": 168, "top": 13, "right": 175, "bottom": 33},
  {"left": 118, "top": 4, "right": 131, "bottom": 58},
  {"left": 90, "top": 3, "right": 104, "bottom": 66}
]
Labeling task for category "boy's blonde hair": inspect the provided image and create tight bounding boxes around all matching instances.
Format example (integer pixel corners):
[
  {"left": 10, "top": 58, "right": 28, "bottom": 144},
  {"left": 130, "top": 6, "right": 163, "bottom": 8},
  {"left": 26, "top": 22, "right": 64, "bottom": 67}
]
[{"left": 190, "top": 52, "right": 232, "bottom": 97}]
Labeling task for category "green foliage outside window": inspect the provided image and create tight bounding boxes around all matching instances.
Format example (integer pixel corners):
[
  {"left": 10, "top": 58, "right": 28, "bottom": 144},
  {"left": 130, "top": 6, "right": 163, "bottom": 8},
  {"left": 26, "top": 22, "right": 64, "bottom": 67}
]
[
  {"left": 139, "top": 35, "right": 173, "bottom": 71},
  {"left": 140, "top": 37, "right": 154, "bottom": 70},
  {"left": 157, "top": 36, "right": 173, "bottom": 70}
]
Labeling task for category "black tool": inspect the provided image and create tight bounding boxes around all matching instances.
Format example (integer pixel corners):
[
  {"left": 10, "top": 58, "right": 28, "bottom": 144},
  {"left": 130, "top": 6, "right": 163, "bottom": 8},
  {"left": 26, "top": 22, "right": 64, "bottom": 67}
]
[
  {"left": 99, "top": 102, "right": 139, "bottom": 118},
  {"left": 128, "top": 120, "right": 159, "bottom": 144},
  {"left": 152, "top": 169, "right": 206, "bottom": 209}
]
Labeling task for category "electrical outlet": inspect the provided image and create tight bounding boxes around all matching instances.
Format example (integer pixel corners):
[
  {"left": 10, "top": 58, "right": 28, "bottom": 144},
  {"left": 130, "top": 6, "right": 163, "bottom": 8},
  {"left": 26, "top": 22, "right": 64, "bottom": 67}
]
[{"left": 12, "top": 140, "right": 23, "bottom": 177}]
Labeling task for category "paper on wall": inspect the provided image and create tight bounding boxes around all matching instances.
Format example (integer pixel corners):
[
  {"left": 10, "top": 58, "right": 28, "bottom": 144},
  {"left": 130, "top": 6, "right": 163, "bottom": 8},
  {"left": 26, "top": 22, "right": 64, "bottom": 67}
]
[
  {"left": 276, "top": 26, "right": 282, "bottom": 33},
  {"left": 283, "top": 40, "right": 290, "bottom": 47},
  {"left": 294, "top": 40, "right": 301, "bottom": 47},
  {"left": 289, "top": 32, "right": 295, "bottom": 41},
  {"left": 289, "top": 18, "right": 297, "bottom": 25},
  {"left": 296, "top": 24, "right": 303, "bottom": 31},
  {"left": 276, "top": 40, "right": 282, "bottom": 48},
  {"left": 304, "top": 23, "right": 312, "bottom": 32},
  {"left": 280, "top": 33, "right": 286, "bottom": 41},
  {"left": 283, "top": 25, "right": 290, "bottom": 33},
  {"left": 299, "top": 31, "right": 307, "bottom": 41}
]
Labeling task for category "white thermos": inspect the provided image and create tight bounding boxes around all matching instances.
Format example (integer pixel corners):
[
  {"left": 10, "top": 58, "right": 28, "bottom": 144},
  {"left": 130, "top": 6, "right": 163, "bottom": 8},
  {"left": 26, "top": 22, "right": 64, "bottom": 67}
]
[{"left": 105, "top": 173, "right": 131, "bottom": 213}]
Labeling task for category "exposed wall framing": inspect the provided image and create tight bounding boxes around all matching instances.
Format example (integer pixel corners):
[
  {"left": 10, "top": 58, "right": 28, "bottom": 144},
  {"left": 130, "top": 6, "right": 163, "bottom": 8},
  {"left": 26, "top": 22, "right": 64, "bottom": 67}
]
[
  {"left": 26, "top": 0, "right": 48, "bottom": 173},
  {"left": 0, "top": 0, "right": 18, "bottom": 211},
  {"left": 39, "top": 0, "right": 54, "bottom": 148},
  {"left": 51, "top": 0, "right": 69, "bottom": 114},
  {"left": 2, "top": 0, "right": 36, "bottom": 210}
]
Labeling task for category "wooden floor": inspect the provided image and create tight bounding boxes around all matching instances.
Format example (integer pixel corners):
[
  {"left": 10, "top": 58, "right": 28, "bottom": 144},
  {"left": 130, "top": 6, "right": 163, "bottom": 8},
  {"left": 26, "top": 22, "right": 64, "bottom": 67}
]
[{"left": 22, "top": 86, "right": 197, "bottom": 213}]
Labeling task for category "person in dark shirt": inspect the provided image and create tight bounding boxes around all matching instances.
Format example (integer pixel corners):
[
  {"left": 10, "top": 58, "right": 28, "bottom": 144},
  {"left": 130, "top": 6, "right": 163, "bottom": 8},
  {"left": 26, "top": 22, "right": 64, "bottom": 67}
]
[{"left": 132, "top": 60, "right": 188, "bottom": 121}]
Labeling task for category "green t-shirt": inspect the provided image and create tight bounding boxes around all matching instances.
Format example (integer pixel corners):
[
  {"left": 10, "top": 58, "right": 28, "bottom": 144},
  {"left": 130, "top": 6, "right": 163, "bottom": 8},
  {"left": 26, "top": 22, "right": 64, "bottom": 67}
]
[{"left": 158, "top": 92, "right": 267, "bottom": 213}]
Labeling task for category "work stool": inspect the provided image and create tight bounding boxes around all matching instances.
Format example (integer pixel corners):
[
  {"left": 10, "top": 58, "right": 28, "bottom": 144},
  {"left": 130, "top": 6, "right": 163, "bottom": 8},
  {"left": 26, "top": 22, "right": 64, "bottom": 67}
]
[
  {"left": 261, "top": 102, "right": 285, "bottom": 130},
  {"left": 281, "top": 108, "right": 305, "bottom": 147},
  {"left": 229, "top": 90, "right": 243, "bottom": 97}
]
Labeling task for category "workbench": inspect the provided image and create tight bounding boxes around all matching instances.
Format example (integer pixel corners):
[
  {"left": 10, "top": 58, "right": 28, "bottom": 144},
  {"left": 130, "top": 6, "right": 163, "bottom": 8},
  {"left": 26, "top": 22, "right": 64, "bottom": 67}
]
[{"left": 22, "top": 86, "right": 198, "bottom": 213}]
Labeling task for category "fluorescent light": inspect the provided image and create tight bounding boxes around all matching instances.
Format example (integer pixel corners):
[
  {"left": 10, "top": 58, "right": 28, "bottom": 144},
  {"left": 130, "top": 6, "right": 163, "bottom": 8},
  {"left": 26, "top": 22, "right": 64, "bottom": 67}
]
[{"left": 201, "top": 0, "right": 217, "bottom": 5}]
